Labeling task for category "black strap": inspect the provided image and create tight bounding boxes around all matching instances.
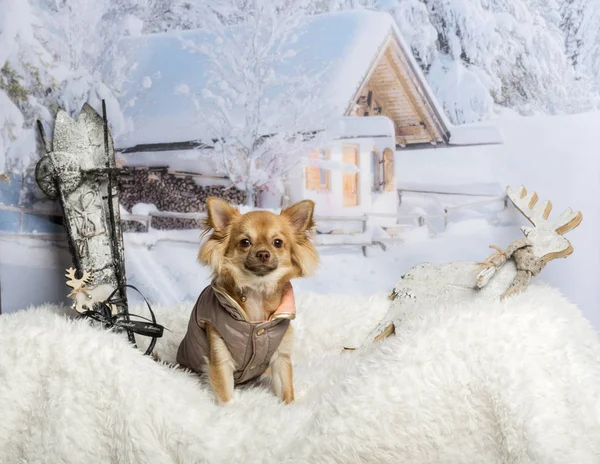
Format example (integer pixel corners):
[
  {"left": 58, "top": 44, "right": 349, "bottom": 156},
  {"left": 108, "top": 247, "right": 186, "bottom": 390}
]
[
  {"left": 81, "top": 284, "right": 167, "bottom": 356},
  {"left": 102, "top": 99, "right": 136, "bottom": 346},
  {"left": 82, "top": 100, "right": 161, "bottom": 355}
]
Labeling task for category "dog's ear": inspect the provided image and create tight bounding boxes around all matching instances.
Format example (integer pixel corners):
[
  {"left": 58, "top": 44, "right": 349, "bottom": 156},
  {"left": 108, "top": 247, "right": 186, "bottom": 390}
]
[
  {"left": 282, "top": 200, "right": 319, "bottom": 277},
  {"left": 199, "top": 197, "right": 239, "bottom": 270},
  {"left": 281, "top": 200, "right": 315, "bottom": 234},
  {"left": 205, "top": 197, "right": 239, "bottom": 233}
]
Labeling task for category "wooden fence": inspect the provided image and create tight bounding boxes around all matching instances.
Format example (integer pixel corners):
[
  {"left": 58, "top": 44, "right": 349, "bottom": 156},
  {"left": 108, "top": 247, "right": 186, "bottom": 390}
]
[
  {"left": 122, "top": 211, "right": 377, "bottom": 255},
  {"left": 0, "top": 194, "right": 508, "bottom": 256}
]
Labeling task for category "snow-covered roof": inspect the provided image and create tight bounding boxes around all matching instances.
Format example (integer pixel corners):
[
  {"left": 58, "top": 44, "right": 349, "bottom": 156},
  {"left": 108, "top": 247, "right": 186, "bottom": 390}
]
[
  {"left": 111, "top": 10, "right": 502, "bottom": 149},
  {"left": 333, "top": 116, "right": 396, "bottom": 139},
  {"left": 112, "top": 11, "right": 416, "bottom": 148},
  {"left": 447, "top": 122, "right": 504, "bottom": 146}
]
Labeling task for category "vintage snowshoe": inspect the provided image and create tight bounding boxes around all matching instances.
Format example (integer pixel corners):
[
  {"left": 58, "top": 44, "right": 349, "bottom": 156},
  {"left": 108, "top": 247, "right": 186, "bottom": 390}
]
[{"left": 35, "top": 101, "right": 164, "bottom": 355}]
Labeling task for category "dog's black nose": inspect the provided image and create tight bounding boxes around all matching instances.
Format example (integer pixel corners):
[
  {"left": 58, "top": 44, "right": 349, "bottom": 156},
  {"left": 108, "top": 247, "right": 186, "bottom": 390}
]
[{"left": 256, "top": 250, "right": 271, "bottom": 263}]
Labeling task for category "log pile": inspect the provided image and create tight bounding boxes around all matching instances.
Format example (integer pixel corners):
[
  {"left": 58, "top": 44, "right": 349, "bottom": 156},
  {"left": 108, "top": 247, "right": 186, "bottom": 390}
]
[{"left": 119, "top": 168, "right": 245, "bottom": 231}]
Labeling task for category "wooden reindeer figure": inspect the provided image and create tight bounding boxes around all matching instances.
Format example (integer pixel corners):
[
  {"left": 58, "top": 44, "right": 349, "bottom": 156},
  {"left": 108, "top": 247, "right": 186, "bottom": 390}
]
[
  {"left": 475, "top": 185, "right": 582, "bottom": 297},
  {"left": 65, "top": 267, "right": 118, "bottom": 315},
  {"left": 357, "top": 185, "right": 583, "bottom": 347}
]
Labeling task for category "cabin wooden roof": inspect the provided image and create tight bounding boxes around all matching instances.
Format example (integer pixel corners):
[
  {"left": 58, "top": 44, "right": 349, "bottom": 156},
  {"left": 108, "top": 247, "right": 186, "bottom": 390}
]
[{"left": 348, "top": 34, "right": 450, "bottom": 147}]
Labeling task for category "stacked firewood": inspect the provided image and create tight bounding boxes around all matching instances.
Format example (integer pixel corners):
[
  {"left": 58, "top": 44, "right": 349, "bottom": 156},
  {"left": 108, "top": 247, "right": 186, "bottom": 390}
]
[{"left": 119, "top": 167, "right": 245, "bottom": 231}]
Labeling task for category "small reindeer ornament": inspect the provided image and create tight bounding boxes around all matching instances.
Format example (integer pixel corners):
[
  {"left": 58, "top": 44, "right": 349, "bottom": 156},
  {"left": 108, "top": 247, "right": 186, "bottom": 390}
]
[
  {"left": 65, "top": 267, "right": 118, "bottom": 314},
  {"left": 357, "top": 185, "right": 583, "bottom": 347}
]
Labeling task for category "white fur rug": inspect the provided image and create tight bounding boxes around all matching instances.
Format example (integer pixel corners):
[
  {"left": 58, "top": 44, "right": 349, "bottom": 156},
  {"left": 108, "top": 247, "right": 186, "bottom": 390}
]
[{"left": 1, "top": 283, "right": 600, "bottom": 463}]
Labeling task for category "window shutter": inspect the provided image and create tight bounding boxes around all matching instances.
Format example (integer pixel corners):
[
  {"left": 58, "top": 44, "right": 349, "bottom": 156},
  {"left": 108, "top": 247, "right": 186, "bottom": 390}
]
[
  {"left": 306, "top": 166, "right": 320, "bottom": 190},
  {"left": 371, "top": 150, "right": 380, "bottom": 192},
  {"left": 383, "top": 148, "right": 394, "bottom": 192},
  {"left": 306, "top": 150, "right": 322, "bottom": 190},
  {"left": 342, "top": 145, "right": 359, "bottom": 207}
]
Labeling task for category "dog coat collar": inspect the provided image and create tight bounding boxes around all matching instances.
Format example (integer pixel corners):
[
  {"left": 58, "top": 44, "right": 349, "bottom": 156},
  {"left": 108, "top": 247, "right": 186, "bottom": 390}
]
[
  {"left": 269, "top": 283, "right": 296, "bottom": 321},
  {"left": 211, "top": 281, "right": 296, "bottom": 323}
]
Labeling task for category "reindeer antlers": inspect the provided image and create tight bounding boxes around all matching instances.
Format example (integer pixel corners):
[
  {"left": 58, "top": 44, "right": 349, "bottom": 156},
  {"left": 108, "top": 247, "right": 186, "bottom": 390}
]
[
  {"left": 65, "top": 267, "right": 93, "bottom": 297},
  {"left": 507, "top": 185, "right": 582, "bottom": 235},
  {"left": 506, "top": 185, "right": 583, "bottom": 262},
  {"left": 507, "top": 186, "right": 551, "bottom": 227}
]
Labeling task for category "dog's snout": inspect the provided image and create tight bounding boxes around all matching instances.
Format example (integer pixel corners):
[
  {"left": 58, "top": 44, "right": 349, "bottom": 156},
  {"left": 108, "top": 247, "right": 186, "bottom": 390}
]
[{"left": 256, "top": 250, "right": 271, "bottom": 263}]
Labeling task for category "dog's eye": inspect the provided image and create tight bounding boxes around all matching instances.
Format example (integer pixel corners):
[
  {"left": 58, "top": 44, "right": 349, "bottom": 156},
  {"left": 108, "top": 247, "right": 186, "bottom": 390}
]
[
  {"left": 240, "top": 238, "right": 251, "bottom": 248},
  {"left": 273, "top": 239, "right": 283, "bottom": 248}
]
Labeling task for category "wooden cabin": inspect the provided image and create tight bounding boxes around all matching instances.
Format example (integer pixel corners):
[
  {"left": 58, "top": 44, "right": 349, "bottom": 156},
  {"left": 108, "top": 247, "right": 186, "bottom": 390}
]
[
  {"left": 112, "top": 10, "right": 502, "bottom": 219},
  {"left": 274, "top": 116, "right": 398, "bottom": 224}
]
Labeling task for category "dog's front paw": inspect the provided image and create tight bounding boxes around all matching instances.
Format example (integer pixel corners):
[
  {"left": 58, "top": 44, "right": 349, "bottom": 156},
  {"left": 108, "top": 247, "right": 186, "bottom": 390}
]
[
  {"left": 218, "top": 396, "right": 236, "bottom": 406},
  {"left": 282, "top": 390, "right": 295, "bottom": 405}
]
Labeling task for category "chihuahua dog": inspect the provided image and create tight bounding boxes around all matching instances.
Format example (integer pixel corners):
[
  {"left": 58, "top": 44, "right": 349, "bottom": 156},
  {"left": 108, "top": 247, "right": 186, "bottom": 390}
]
[{"left": 177, "top": 197, "right": 318, "bottom": 404}]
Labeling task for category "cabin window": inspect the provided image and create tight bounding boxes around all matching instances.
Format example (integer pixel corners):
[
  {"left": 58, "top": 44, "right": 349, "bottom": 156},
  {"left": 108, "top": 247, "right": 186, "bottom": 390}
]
[
  {"left": 371, "top": 150, "right": 381, "bottom": 192},
  {"left": 382, "top": 148, "right": 394, "bottom": 192},
  {"left": 306, "top": 149, "right": 330, "bottom": 191}
]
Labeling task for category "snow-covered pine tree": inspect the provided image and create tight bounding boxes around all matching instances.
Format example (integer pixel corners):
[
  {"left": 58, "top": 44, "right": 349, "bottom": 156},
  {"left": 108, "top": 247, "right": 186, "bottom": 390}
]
[
  {"left": 32, "top": 0, "right": 146, "bottom": 119},
  {"left": 0, "top": 0, "right": 58, "bottom": 172},
  {"left": 303, "top": 0, "right": 378, "bottom": 13},
  {"left": 142, "top": 0, "right": 206, "bottom": 33},
  {"left": 562, "top": 0, "right": 586, "bottom": 66},
  {"left": 382, "top": 0, "right": 590, "bottom": 122},
  {"left": 561, "top": 0, "right": 600, "bottom": 94},
  {"left": 0, "top": 0, "right": 148, "bottom": 172}
]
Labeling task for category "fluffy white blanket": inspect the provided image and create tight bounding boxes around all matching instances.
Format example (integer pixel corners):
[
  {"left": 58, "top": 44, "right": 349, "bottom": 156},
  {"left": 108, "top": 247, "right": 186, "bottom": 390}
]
[{"left": 1, "top": 284, "right": 600, "bottom": 463}]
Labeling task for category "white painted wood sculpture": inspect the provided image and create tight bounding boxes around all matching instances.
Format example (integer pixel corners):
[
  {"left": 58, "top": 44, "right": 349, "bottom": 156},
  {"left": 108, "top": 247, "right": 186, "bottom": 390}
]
[{"left": 359, "top": 185, "right": 583, "bottom": 347}]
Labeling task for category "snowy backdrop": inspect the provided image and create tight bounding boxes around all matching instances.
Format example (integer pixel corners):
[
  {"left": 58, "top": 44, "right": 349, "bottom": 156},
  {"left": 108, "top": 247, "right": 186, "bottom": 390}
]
[
  {"left": 0, "top": 1, "right": 599, "bottom": 330},
  {"left": 1, "top": 0, "right": 599, "bottom": 172}
]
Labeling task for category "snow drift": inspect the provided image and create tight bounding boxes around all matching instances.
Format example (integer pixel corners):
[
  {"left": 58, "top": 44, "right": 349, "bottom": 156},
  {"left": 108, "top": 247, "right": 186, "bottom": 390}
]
[{"left": 1, "top": 284, "right": 600, "bottom": 463}]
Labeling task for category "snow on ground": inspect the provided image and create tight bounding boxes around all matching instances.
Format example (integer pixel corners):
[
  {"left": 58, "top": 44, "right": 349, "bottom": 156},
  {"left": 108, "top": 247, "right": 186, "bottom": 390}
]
[
  {"left": 395, "top": 109, "right": 600, "bottom": 328},
  {"left": 1, "top": 111, "right": 599, "bottom": 333},
  {"left": 122, "top": 216, "right": 514, "bottom": 304},
  {"left": 119, "top": 109, "right": 600, "bottom": 333},
  {"left": 493, "top": 110, "right": 600, "bottom": 327},
  {"left": 0, "top": 237, "right": 73, "bottom": 311}
]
